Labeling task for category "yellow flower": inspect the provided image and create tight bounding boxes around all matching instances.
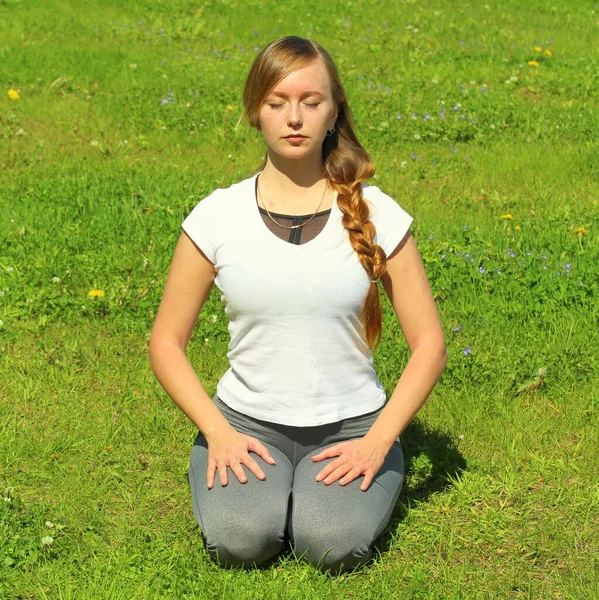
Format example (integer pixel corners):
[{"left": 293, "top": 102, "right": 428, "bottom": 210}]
[
  {"left": 8, "top": 89, "right": 20, "bottom": 100},
  {"left": 226, "top": 105, "right": 233, "bottom": 111},
  {"left": 534, "top": 46, "right": 542, "bottom": 52},
  {"left": 545, "top": 49, "right": 552, "bottom": 57},
  {"left": 528, "top": 60, "right": 539, "bottom": 67},
  {"left": 88, "top": 289, "right": 105, "bottom": 298},
  {"left": 500, "top": 214, "right": 514, "bottom": 220},
  {"left": 49, "top": 453, "right": 60, "bottom": 460},
  {"left": 573, "top": 227, "right": 588, "bottom": 236},
  {"left": 515, "top": 225, "right": 521, "bottom": 231}
]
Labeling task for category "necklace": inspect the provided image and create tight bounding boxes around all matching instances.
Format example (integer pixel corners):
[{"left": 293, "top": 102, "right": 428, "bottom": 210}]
[{"left": 256, "top": 175, "right": 329, "bottom": 230}]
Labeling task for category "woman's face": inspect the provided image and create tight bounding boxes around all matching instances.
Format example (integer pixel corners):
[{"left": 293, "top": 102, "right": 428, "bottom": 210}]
[{"left": 257, "top": 60, "right": 338, "bottom": 162}]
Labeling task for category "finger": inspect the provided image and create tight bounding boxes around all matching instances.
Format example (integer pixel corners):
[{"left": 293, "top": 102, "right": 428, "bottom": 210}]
[
  {"left": 312, "top": 444, "right": 343, "bottom": 462},
  {"left": 206, "top": 458, "right": 217, "bottom": 489},
  {"left": 323, "top": 464, "right": 353, "bottom": 485},
  {"left": 229, "top": 459, "right": 247, "bottom": 484},
  {"left": 217, "top": 460, "right": 228, "bottom": 487},
  {"left": 360, "top": 472, "right": 374, "bottom": 492},
  {"left": 315, "top": 457, "right": 344, "bottom": 482},
  {"left": 248, "top": 439, "right": 276, "bottom": 465},
  {"left": 242, "top": 454, "right": 266, "bottom": 481},
  {"left": 339, "top": 466, "right": 363, "bottom": 486}
]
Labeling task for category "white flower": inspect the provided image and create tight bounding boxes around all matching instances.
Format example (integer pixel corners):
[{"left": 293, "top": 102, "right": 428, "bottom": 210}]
[
  {"left": 16, "top": 128, "right": 26, "bottom": 136},
  {"left": 458, "top": 434, "right": 465, "bottom": 440},
  {"left": 414, "top": 133, "right": 421, "bottom": 140},
  {"left": 41, "top": 536, "right": 54, "bottom": 546},
  {"left": 52, "top": 277, "right": 61, "bottom": 284},
  {"left": 90, "top": 140, "right": 99, "bottom": 147},
  {"left": 45, "top": 521, "right": 55, "bottom": 528},
  {"left": 129, "top": 63, "right": 137, "bottom": 69},
  {"left": 6, "top": 266, "right": 13, "bottom": 272},
  {"left": 26, "top": 298, "right": 33, "bottom": 303},
  {"left": 210, "top": 314, "right": 217, "bottom": 323}
]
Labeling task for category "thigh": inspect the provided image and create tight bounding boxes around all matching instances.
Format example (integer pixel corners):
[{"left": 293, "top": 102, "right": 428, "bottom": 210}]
[
  {"left": 290, "top": 440, "right": 404, "bottom": 570},
  {"left": 189, "top": 432, "right": 294, "bottom": 566}
]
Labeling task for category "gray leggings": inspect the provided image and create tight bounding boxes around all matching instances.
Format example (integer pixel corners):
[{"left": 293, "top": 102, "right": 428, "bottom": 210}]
[{"left": 188, "top": 394, "right": 404, "bottom": 573}]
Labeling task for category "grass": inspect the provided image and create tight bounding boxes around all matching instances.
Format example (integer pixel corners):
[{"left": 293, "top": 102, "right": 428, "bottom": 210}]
[{"left": 1, "top": 0, "right": 598, "bottom": 597}]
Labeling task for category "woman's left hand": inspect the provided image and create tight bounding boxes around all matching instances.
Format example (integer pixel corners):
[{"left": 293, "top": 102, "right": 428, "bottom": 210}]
[{"left": 311, "top": 436, "right": 389, "bottom": 492}]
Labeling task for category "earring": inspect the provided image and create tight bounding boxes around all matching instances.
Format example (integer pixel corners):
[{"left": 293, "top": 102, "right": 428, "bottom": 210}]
[{"left": 326, "top": 127, "right": 336, "bottom": 137}]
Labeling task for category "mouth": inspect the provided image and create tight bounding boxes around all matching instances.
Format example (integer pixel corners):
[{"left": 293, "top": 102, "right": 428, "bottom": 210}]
[{"left": 284, "top": 135, "right": 307, "bottom": 139}]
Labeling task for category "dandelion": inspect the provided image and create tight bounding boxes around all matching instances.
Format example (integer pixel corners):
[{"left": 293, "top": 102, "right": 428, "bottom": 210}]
[
  {"left": 545, "top": 49, "right": 552, "bottom": 57},
  {"left": 88, "top": 289, "right": 105, "bottom": 298},
  {"left": 463, "top": 347, "right": 471, "bottom": 356},
  {"left": 500, "top": 213, "right": 514, "bottom": 220},
  {"left": 41, "top": 536, "right": 54, "bottom": 546},
  {"left": 515, "top": 225, "right": 521, "bottom": 231},
  {"left": 8, "top": 89, "right": 20, "bottom": 100},
  {"left": 534, "top": 46, "right": 542, "bottom": 52},
  {"left": 49, "top": 453, "right": 59, "bottom": 459},
  {"left": 226, "top": 105, "right": 233, "bottom": 111},
  {"left": 528, "top": 60, "right": 539, "bottom": 66},
  {"left": 573, "top": 227, "right": 588, "bottom": 236}
]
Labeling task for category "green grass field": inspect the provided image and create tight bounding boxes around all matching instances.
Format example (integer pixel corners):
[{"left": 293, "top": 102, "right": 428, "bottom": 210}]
[{"left": 1, "top": 0, "right": 598, "bottom": 598}]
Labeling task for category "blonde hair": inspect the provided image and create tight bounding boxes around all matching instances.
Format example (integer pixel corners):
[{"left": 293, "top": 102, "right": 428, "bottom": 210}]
[{"left": 243, "top": 36, "right": 388, "bottom": 351}]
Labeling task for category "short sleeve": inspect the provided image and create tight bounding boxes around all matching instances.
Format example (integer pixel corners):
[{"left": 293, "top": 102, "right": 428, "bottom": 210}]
[
  {"left": 369, "top": 187, "right": 413, "bottom": 256},
  {"left": 181, "top": 189, "right": 222, "bottom": 264}
]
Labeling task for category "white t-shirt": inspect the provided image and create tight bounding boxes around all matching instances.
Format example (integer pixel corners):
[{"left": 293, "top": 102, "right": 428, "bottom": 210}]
[{"left": 182, "top": 172, "right": 413, "bottom": 426}]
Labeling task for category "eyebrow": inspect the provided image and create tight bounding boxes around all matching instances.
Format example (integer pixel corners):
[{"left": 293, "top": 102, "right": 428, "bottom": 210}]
[{"left": 268, "top": 91, "right": 326, "bottom": 99}]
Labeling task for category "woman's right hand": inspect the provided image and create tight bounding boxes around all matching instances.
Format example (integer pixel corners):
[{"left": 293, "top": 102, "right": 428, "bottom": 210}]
[{"left": 206, "top": 428, "right": 276, "bottom": 488}]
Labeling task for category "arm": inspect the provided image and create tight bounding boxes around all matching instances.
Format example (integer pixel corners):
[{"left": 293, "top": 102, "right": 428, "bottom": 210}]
[
  {"left": 149, "top": 232, "right": 231, "bottom": 440},
  {"left": 149, "top": 232, "right": 275, "bottom": 487},
  {"left": 366, "top": 231, "right": 447, "bottom": 449},
  {"left": 312, "top": 232, "right": 447, "bottom": 489}
]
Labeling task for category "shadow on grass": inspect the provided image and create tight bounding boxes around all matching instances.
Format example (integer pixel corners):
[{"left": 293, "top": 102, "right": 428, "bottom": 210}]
[{"left": 374, "top": 417, "right": 468, "bottom": 556}]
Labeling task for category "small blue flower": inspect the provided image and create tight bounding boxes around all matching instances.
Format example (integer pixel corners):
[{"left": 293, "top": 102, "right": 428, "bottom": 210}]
[
  {"left": 423, "top": 113, "right": 431, "bottom": 121},
  {"left": 480, "top": 85, "right": 486, "bottom": 93},
  {"left": 463, "top": 347, "right": 471, "bottom": 355},
  {"left": 479, "top": 266, "right": 485, "bottom": 273},
  {"left": 429, "top": 234, "right": 435, "bottom": 240},
  {"left": 453, "top": 325, "right": 462, "bottom": 332},
  {"left": 526, "top": 251, "right": 532, "bottom": 256}
]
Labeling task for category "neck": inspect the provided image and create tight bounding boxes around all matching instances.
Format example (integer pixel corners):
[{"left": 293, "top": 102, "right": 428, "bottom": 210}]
[{"left": 260, "top": 150, "right": 326, "bottom": 192}]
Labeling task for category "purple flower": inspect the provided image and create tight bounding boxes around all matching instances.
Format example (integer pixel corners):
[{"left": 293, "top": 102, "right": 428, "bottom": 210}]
[
  {"left": 463, "top": 347, "right": 471, "bottom": 355},
  {"left": 429, "top": 234, "right": 435, "bottom": 240},
  {"left": 480, "top": 85, "right": 486, "bottom": 93},
  {"left": 423, "top": 113, "right": 431, "bottom": 121},
  {"left": 453, "top": 325, "right": 462, "bottom": 332},
  {"left": 507, "top": 250, "right": 515, "bottom": 258},
  {"left": 460, "top": 41, "right": 465, "bottom": 46},
  {"left": 479, "top": 266, "right": 485, "bottom": 273}
]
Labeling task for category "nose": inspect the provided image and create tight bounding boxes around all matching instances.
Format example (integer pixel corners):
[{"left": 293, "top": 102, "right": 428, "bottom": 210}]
[{"left": 287, "top": 102, "right": 303, "bottom": 127}]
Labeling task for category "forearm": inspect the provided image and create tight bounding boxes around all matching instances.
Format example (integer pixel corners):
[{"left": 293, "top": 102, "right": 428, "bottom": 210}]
[
  {"left": 149, "top": 339, "right": 233, "bottom": 441},
  {"left": 366, "top": 342, "right": 448, "bottom": 451}
]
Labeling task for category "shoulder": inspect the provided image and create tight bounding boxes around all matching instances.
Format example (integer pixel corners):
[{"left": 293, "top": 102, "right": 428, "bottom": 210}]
[
  {"left": 360, "top": 182, "right": 411, "bottom": 219},
  {"left": 190, "top": 175, "right": 254, "bottom": 215}
]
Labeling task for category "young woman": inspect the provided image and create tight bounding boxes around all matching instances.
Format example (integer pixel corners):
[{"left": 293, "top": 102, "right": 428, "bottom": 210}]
[{"left": 149, "top": 36, "right": 447, "bottom": 573}]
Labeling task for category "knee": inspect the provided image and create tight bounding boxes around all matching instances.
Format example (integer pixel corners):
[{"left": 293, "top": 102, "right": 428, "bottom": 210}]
[
  {"left": 292, "top": 523, "right": 374, "bottom": 573},
  {"left": 202, "top": 518, "right": 285, "bottom": 568}
]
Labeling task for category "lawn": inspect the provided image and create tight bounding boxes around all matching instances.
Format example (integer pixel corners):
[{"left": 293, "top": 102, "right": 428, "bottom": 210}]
[{"left": 1, "top": 0, "right": 598, "bottom": 598}]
